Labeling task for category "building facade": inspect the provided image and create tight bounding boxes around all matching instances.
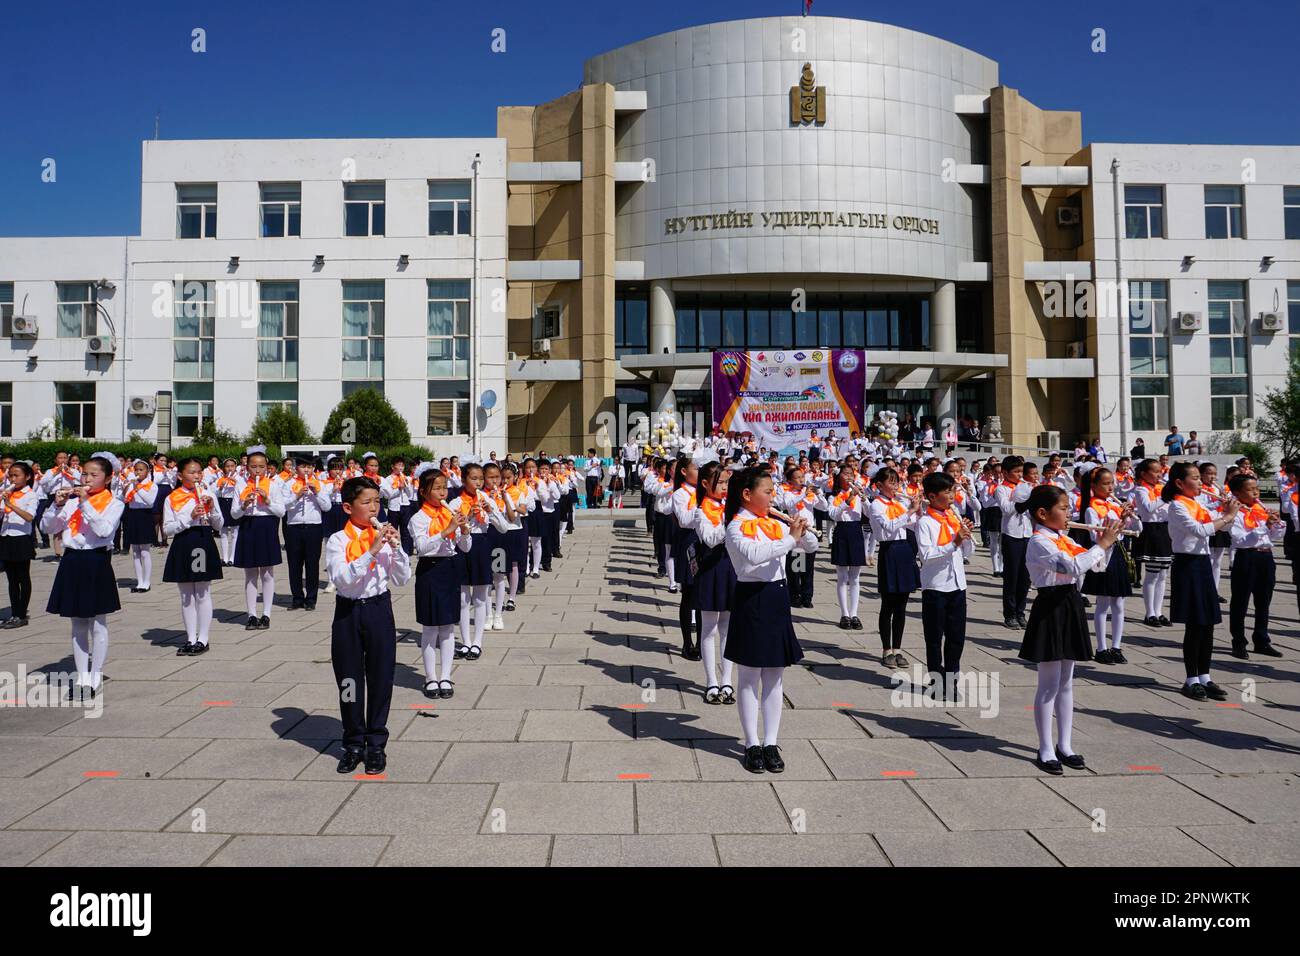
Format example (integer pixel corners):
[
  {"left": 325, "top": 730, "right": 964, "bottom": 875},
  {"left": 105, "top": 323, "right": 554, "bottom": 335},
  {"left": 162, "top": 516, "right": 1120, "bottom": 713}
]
[{"left": 1, "top": 17, "right": 1297, "bottom": 455}]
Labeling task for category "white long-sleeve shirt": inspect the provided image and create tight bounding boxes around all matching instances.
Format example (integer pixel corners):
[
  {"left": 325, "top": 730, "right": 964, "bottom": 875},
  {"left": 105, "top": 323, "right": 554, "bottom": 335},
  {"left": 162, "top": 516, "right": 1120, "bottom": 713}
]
[
  {"left": 121, "top": 478, "right": 158, "bottom": 511},
  {"left": 915, "top": 508, "right": 975, "bottom": 591},
  {"left": 693, "top": 497, "right": 728, "bottom": 548},
  {"left": 276, "top": 477, "right": 333, "bottom": 525},
  {"left": 409, "top": 502, "right": 472, "bottom": 558},
  {"left": 1168, "top": 496, "right": 1217, "bottom": 556},
  {"left": 231, "top": 477, "right": 286, "bottom": 520},
  {"left": 0, "top": 488, "right": 39, "bottom": 537},
  {"left": 671, "top": 484, "right": 698, "bottom": 530},
  {"left": 1026, "top": 525, "right": 1110, "bottom": 587},
  {"left": 380, "top": 474, "right": 415, "bottom": 510},
  {"left": 724, "top": 507, "right": 818, "bottom": 582},
  {"left": 1133, "top": 483, "right": 1167, "bottom": 525},
  {"left": 868, "top": 495, "right": 916, "bottom": 542},
  {"left": 324, "top": 523, "right": 412, "bottom": 598},
  {"left": 41, "top": 491, "right": 125, "bottom": 550},
  {"left": 996, "top": 481, "right": 1033, "bottom": 538},
  {"left": 827, "top": 490, "right": 865, "bottom": 525},
  {"left": 162, "top": 485, "right": 225, "bottom": 536},
  {"left": 1229, "top": 505, "right": 1286, "bottom": 551}
]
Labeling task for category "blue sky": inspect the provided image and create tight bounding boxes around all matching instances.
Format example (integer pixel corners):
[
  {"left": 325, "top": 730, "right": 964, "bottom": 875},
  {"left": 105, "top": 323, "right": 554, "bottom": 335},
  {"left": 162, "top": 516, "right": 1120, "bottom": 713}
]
[{"left": 3, "top": 0, "right": 1296, "bottom": 236}]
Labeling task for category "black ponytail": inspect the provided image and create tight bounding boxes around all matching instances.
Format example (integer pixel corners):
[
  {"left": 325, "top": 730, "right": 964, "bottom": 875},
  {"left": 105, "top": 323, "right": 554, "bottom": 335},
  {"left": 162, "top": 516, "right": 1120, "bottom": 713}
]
[
  {"left": 1161, "top": 461, "right": 1199, "bottom": 502},
  {"left": 724, "top": 466, "right": 769, "bottom": 526},
  {"left": 696, "top": 461, "right": 723, "bottom": 507}
]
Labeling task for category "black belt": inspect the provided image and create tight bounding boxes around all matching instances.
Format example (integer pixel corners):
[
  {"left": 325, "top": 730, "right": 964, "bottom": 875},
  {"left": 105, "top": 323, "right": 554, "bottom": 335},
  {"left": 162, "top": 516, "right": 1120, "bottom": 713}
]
[{"left": 335, "top": 591, "right": 392, "bottom": 608}]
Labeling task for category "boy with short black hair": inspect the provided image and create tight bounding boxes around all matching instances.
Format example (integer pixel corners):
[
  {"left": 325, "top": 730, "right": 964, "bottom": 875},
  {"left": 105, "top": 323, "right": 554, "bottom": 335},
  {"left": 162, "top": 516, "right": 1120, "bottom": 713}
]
[{"left": 915, "top": 472, "right": 975, "bottom": 698}]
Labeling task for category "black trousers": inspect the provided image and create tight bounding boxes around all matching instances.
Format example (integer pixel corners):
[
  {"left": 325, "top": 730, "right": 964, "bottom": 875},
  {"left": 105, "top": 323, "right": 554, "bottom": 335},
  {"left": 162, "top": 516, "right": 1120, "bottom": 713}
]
[
  {"left": 1183, "top": 622, "right": 1215, "bottom": 679},
  {"left": 564, "top": 491, "right": 577, "bottom": 533},
  {"left": 541, "top": 510, "right": 557, "bottom": 570},
  {"left": 395, "top": 501, "right": 415, "bottom": 555},
  {"left": 1001, "top": 535, "right": 1030, "bottom": 619},
  {"left": 921, "top": 588, "right": 967, "bottom": 674},
  {"left": 585, "top": 476, "right": 600, "bottom": 509},
  {"left": 785, "top": 550, "right": 814, "bottom": 604},
  {"left": 284, "top": 523, "right": 323, "bottom": 604},
  {"left": 879, "top": 592, "right": 909, "bottom": 650},
  {"left": 1229, "top": 549, "right": 1275, "bottom": 650},
  {"left": 331, "top": 591, "right": 397, "bottom": 751},
  {"left": 625, "top": 463, "right": 640, "bottom": 492},
  {"left": 4, "top": 559, "right": 31, "bottom": 618}
]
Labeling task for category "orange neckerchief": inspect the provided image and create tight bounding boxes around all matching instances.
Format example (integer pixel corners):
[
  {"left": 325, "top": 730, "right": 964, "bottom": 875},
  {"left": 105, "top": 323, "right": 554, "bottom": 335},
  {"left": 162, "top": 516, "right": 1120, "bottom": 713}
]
[
  {"left": 455, "top": 492, "right": 480, "bottom": 517},
  {"left": 277, "top": 469, "right": 292, "bottom": 481},
  {"left": 834, "top": 490, "right": 858, "bottom": 507},
  {"left": 168, "top": 485, "right": 202, "bottom": 512},
  {"left": 877, "top": 496, "right": 906, "bottom": 520},
  {"left": 216, "top": 475, "right": 237, "bottom": 489},
  {"left": 389, "top": 472, "right": 408, "bottom": 489},
  {"left": 1002, "top": 479, "right": 1021, "bottom": 491},
  {"left": 700, "top": 497, "right": 725, "bottom": 527},
  {"left": 1139, "top": 480, "right": 1164, "bottom": 499},
  {"left": 292, "top": 475, "right": 321, "bottom": 494},
  {"left": 740, "top": 514, "right": 784, "bottom": 540},
  {"left": 679, "top": 483, "right": 697, "bottom": 511},
  {"left": 125, "top": 479, "right": 154, "bottom": 503},
  {"left": 67, "top": 489, "right": 113, "bottom": 536},
  {"left": 421, "top": 501, "right": 453, "bottom": 535},
  {"left": 1175, "top": 495, "right": 1211, "bottom": 524},
  {"left": 344, "top": 521, "right": 377, "bottom": 566},
  {"left": 905, "top": 482, "right": 921, "bottom": 498},
  {"left": 487, "top": 489, "right": 507, "bottom": 509},
  {"left": 1090, "top": 498, "right": 1123, "bottom": 520},
  {"left": 928, "top": 507, "right": 961, "bottom": 546},
  {"left": 1, "top": 487, "right": 30, "bottom": 514},
  {"left": 1241, "top": 503, "right": 1272, "bottom": 530},
  {"left": 1035, "top": 527, "right": 1087, "bottom": 556},
  {"left": 240, "top": 477, "right": 271, "bottom": 502}
]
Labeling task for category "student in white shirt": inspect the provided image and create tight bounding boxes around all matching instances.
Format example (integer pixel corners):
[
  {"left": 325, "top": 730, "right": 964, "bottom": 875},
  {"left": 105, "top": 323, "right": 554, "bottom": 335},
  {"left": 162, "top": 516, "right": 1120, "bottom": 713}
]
[
  {"left": 409, "top": 467, "right": 471, "bottom": 699},
  {"left": 162, "top": 458, "right": 225, "bottom": 655},
  {"left": 212, "top": 458, "right": 241, "bottom": 566},
  {"left": 915, "top": 472, "right": 976, "bottom": 695},
  {"left": 278, "top": 456, "right": 333, "bottom": 611},
  {"left": 827, "top": 468, "right": 867, "bottom": 630},
  {"left": 996, "top": 456, "right": 1034, "bottom": 629},
  {"left": 692, "top": 462, "right": 736, "bottom": 705},
  {"left": 723, "top": 465, "right": 818, "bottom": 774},
  {"left": 0, "top": 461, "right": 39, "bottom": 627},
  {"left": 1017, "top": 484, "right": 1120, "bottom": 774},
  {"left": 451, "top": 462, "right": 493, "bottom": 660},
  {"left": 41, "top": 450, "right": 81, "bottom": 558},
  {"left": 1079, "top": 467, "right": 1142, "bottom": 664},
  {"left": 1133, "top": 458, "right": 1172, "bottom": 627},
  {"left": 1226, "top": 472, "right": 1285, "bottom": 659},
  {"left": 116, "top": 459, "right": 158, "bottom": 592},
  {"left": 669, "top": 456, "right": 701, "bottom": 659},
  {"left": 42, "top": 453, "right": 127, "bottom": 697},
  {"left": 868, "top": 467, "right": 923, "bottom": 667},
  {"left": 481, "top": 461, "right": 522, "bottom": 631},
  {"left": 231, "top": 447, "right": 287, "bottom": 630}
]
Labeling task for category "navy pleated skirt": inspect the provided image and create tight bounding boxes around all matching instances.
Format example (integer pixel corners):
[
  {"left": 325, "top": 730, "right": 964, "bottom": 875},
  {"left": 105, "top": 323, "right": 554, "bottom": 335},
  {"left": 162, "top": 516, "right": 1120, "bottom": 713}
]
[
  {"left": 457, "top": 533, "right": 493, "bottom": 587},
  {"left": 1018, "top": 584, "right": 1093, "bottom": 663},
  {"left": 163, "top": 526, "right": 224, "bottom": 583},
  {"left": 152, "top": 484, "right": 172, "bottom": 515},
  {"left": 724, "top": 579, "right": 803, "bottom": 667},
  {"left": 46, "top": 548, "right": 120, "bottom": 618},
  {"left": 693, "top": 542, "right": 736, "bottom": 612},
  {"left": 877, "top": 539, "right": 920, "bottom": 594},
  {"left": 526, "top": 508, "right": 544, "bottom": 538},
  {"left": 831, "top": 519, "right": 867, "bottom": 567},
  {"left": 415, "top": 555, "right": 463, "bottom": 626},
  {"left": 1082, "top": 541, "right": 1133, "bottom": 596},
  {"left": 0, "top": 533, "right": 35, "bottom": 562},
  {"left": 216, "top": 496, "right": 234, "bottom": 525},
  {"left": 1138, "top": 522, "right": 1172, "bottom": 570},
  {"left": 322, "top": 503, "right": 347, "bottom": 538},
  {"left": 1171, "top": 553, "right": 1221, "bottom": 625},
  {"left": 505, "top": 527, "right": 529, "bottom": 568},
  {"left": 671, "top": 525, "right": 698, "bottom": 586},
  {"left": 122, "top": 507, "right": 156, "bottom": 546},
  {"left": 233, "top": 514, "right": 282, "bottom": 568}
]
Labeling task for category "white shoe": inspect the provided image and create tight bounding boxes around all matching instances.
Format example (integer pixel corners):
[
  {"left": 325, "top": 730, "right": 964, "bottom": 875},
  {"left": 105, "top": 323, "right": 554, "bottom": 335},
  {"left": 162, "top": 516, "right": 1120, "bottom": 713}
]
[
  {"left": 492, "top": 613, "right": 504, "bottom": 631},
  {"left": 323, "top": 582, "right": 336, "bottom": 593}
]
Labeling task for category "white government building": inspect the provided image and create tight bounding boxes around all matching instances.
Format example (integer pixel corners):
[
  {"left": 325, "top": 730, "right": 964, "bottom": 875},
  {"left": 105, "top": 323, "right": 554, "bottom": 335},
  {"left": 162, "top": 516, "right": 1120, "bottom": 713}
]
[{"left": 1, "top": 16, "right": 1296, "bottom": 455}]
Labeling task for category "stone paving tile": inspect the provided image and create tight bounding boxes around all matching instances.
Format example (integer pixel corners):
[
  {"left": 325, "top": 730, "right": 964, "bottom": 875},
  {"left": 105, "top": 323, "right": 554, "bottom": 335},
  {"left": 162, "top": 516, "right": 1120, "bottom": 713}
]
[
  {"left": 771, "top": 780, "right": 948, "bottom": 833},
  {"left": 1167, "top": 772, "right": 1300, "bottom": 824},
  {"left": 635, "top": 782, "right": 791, "bottom": 834},
  {"left": 809, "top": 737, "right": 966, "bottom": 780},
  {"left": 380, "top": 834, "right": 551, "bottom": 866},
  {"left": 165, "top": 779, "right": 356, "bottom": 835},
  {"left": 30, "top": 831, "right": 229, "bottom": 866},
  {"left": 325, "top": 783, "right": 495, "bottom": 835},
  {"left": 207, "top": 835, "right": 388, "bottom": 867},
  {"left": 14, "top": 779, "right": 219, "bottom": 831},
  {"left": 481, "top": 782, "right": 635, "bottom": 834},
  {"left": 551, "top": 834, "right": 718, "bottom": 866},
  {"left": 566, "top": 740, "right": 697, "bottom": 782},
  {"left": 910, "top": 777, "right": 1092, "bottom": 830},
  {"left": 714, "top": 834, "right": 890, "bottom": 866},
  {"left": 1179, "top": 823, "right": 1300, "bottom": 866},
  {"left": 32, "top": 737, "right": 209, "bottom": 781},
  {"left": 0, "top": 830, "right": 74, "bottom": 866},
  {"left": 432, "top": 742, "right": 567, "bottom": 782},
  {"left": 874, "top": 829, "right": 1061, "bottom": 866},
  {"left": 0, "top": 736, "right": 89, "bottom": 777},
  {"left": 1043, "top": 774, "right": 1249, "bottom": 828},
  {"left": 693, "top": 738, "right": 833, "bottom": 780},
  {"left": 1029, "top": 826, "right": 1230, "bottom": 867},
  {"left": 166, "top": 739, "right": 329, "bottom": 780}
]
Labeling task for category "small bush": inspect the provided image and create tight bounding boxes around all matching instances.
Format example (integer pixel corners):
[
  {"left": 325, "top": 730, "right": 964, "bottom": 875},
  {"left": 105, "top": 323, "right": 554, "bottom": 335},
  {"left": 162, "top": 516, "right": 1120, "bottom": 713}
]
[
  {"left": 247, "top": 407, "right": 315, "bottom": 448},
  {"left": 322, "top": 389, "right": 411, "bottom": 448}
]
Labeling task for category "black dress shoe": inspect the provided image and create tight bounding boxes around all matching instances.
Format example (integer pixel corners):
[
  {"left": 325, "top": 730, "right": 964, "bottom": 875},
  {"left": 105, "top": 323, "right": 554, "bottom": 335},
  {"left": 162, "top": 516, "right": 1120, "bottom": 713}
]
[
  {"left": 762, "top": 745, "right": 785, "bottom": 773},
  {"left": 1216, "top": 595, "right": 1226, "bottom": 604},
  {"left": 682, "top": 645, "right": 701, "bottom": 662},
  {"left": 258, "top": 615, "right": 271, "bottom": 629},
  {"left": 742, "top": 746, "right": 766, "bottom": 774},
  {"left": 1230, "top": 645, "right": 1250, "bottom": 660},
  {"left": 1254, "top": 644, "right": 1283, "bottom": 658},
  {"left": 1145, "top": 616, "right": 1161, "bottom": 628},
  {"left": 1111, "top": 649, "right": 1127, "bottom": 664},
  {"left": 245, "top": 615, "right": 260, "bottom": 630},
  {"left": 190, "top": 642, "right": 209, "bottom": 655},
  {"left": 1094, "top": 648, "right": 1114, "bottom": 665},
  {"left": 1157, "top": 616, "right": 1171, "bottom": 627},
  {"left": 1203, "top": 681, "right": 1228, "bottom": 702},
  {"left": 336, "top": 748, "right": 364, "bottom": 774},
  {"left": 504, "top": 600, "right": 516, "bottom": 612},
  {"left": 177, "top": 642, "right": 195, "bottom": 656},
  {"left": 1033, "top": 756, "right": 1064, "bottom": 775},
  {"left": 304, "top": 601, "right": 316, "bottom": 611},
  {"left": 363, "top": 748, "right": 387, "bottom": 775},
  {"left": 1004, "top": 618, "right": 1018, "bottom": 629},
  {"left": 290, "top": 600, "right": 305, "bottom": 610},
  {"left": 1015, "top": 613, "right": 1027, "bottom": 628},
  {"left": 1054, "top": 747, "right": 1086, "bottom": 770},
  {"left": 1181, "top": 682, "right": 1208, "bottom": 701},
  {"left": 838, "top": 616, "right": 852, "bottom": 629},
  {"left": 850, "top": 616, "right": 863, "bottom": 630}
]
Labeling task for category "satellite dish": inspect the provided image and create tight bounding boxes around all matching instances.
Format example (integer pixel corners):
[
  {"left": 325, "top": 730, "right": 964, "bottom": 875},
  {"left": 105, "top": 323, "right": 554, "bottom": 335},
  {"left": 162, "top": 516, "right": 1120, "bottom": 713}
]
[{"left": 480, "top": 389, "right": 498, "bottom": 411}]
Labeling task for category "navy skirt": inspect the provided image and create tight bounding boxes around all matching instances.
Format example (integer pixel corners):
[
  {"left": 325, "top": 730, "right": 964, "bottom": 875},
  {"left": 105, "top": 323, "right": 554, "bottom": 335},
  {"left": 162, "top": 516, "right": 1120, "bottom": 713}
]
[
  {"left": 980, "top": 506, "right": 1001, "bottom": 533},
  {"left": 1082, "top": 541, "right": 1133, "bottom": 596},
  {"left": 831, "top": 519, "right": 867, "bottom": 567},
  {"left": 415, "top": 555, "right": 463, "bottom": 626},
  {"left": 693, "top": 542, "right": 736, "bottom": 612},
  {"left": 216, "top": 497, "right": 234, "bottom": 525},
  {"left": 1019, "top": 584, "right": 1093, "bottom": 663},
  {"left": 457, "top": 533, "right": 493, "bottom": 587},
  {"left": 163, "top": 526, "right": 224, "bottom": 583},
  {"left": 505, "top": 527, "right": 529, "bottom": 568},
  {"left": 526, "top": 508, "right": 544, "bottom": 538},
  {"left": 152, "top": 484, "right": 172, "bottom": 515},
  {"left": 0, "top": 534, "right": 35, "bottom": 562},
  {"left": 322, "top": 503, "right": 347, "bottom": 538},
  {"left": 46, "top": 548, "right": 121, "bottom": 618},
  {"left": 1138, "top": 522, "right": 1172, "bottom": 569},
  {"left": 123, "top": 507, "right": 156, "bottom": 546},
  {"left": 1209, "top": 529, "right": 1230, "bottom": 549},
  {"left": 724, "top": 579, "right": 804, "bottom": 667},
  {"left": 877, "top": 539, "right": 920, "bottom": 594},
  {"left": 671, "top": 525, "right": 698, "bottom": 586},
  {"left": 484, "top": 527, "right": 509, "bottom": 578},
  {"left": 233, "top": 514, "right": 282, "bottom": 568},
  {"left": 1171, "top": 553, "right": 1221, "bottom": 626}
]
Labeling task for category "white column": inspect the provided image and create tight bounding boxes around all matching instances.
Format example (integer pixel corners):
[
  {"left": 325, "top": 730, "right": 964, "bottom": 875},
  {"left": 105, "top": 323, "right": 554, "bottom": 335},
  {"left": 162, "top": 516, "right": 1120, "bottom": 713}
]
[
  {"left": 930, "top": 282, "right": 957, "bottom": 431},
  {"left": 649, "top": 280, "right": 676, "bottom": 413}
]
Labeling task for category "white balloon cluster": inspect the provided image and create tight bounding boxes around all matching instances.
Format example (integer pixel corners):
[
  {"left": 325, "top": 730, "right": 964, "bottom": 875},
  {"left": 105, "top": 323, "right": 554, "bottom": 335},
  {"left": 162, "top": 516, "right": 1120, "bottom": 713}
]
[
  {"left": 876, "top": 410, "right": 900, "bottom": 441},
  {"left": 644, "top": 409, "right": 682, "bottom": 455}
]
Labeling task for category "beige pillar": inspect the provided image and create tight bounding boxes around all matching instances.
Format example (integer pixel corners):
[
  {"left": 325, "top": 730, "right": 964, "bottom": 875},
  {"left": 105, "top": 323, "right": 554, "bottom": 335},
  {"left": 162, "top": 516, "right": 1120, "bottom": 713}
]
[
  {"left": 930, "top": 281, "right": 957, "bottom": 431},
  {"left": 649, "top": 280, "right": 676, "bottom": 413}
]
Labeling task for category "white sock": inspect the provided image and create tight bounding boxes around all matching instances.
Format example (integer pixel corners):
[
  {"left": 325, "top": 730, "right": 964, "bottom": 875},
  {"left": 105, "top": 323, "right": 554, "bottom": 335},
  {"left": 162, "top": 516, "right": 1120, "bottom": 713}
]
[
  {"left": 1034, "top": 660, "right": 1063, "bottom": 763},
  {"left": 1142, "top": 573, "right": 1159, "bottom": 618},
  {"left": 1198, "top": 673, "right": 1211, "bottom": 685},
  {"left": 718, "top": 613, "right": 733, "bottom": 687},
  {"left": 760, "top": 667, "right": 784, "bottom": 746},
  {"left": 71, "top": 617, "right": 91, "bottom": 684},
  {"left": 1154, "top": 569, "right": 1168, "bottom": 615},
  {"left": 701, "top": 611, "right": 720, "bottom": 688},
  {"left": 508, "top": 566, "right": 519, "bottom": 598},
  {"left": 1210, "top": 548, "right": 1223, "bottom": 592},
  {"left": 420, "top": 626, "right": 439, "bottom": 682},
  {"left": 89, "top": 615, "right": 108, "bottom": 689},
  {"left": 260, "top": 569, "right": 275, "bottom": 618},
  {"left": 438, "top": 624, "right": 456, "bottom": 681},
  {"left": 134, "top": 546, "right": 152, "bottom": 588},
  {"left": 847, "top": 568, "right": 861, "bottom": 617},
  {"left": 179, "top": 583, "right": 198, "bottom": 642},
  {"left": 1054, "top": 661, "right": 1076, "bottom": 757},
  {"left": 132, "top": 545, "right": 146, "bottom": 586},
  {"left": 472, "top": 586, "right": 489, "bottom": 647},
  {"left": 665, "top": 555, "right": 675, "bottom": 583},
  {"left": 736, "top": 664, "right": 761, "bottom": 747},
  {"left": 195, "top": 583, "right": 213, "bottom": 645},
  {"left": 493, "top": 577, "right": 507, "bottom": 616},
  {"left": 459, "top": 586, "right": 472, "bottom": 646},
  {"left": 1110, "top": 598, "right": 1125, "bottom": 649},
  {"left": 835, "top": 567, "right": 850, "bottom": 617},
  {"left": 244, "top": 569, "right": 260, "bottom": 618},
  {"left": 529, "top": 538, "right": 541, "bottom": 573}
]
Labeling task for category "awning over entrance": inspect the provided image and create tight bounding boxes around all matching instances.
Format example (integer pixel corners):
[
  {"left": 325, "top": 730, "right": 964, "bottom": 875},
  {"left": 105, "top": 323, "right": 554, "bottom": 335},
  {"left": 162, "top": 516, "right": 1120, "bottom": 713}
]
[{"left": 617, "top": 350, "right": 1007, "bottom": 388}]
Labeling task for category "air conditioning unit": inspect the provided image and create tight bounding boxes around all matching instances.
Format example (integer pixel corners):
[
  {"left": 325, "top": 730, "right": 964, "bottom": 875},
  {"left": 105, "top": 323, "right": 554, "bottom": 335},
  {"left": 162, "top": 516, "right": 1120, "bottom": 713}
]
[
  {"left": 1056, "top": 207, "right": 1081, "bottom": 227},
  {"left": 1065, "top": 340, "right": 1086, "bottom": 359},
  {"left": 86, "top": 335, "right": 117, "bottom": 354},
  {"left": 1259, "top": 311, "right": 1284, "bottom": 332},
  {"left": 1176, "top": 311, "right": 1203, "bottom": 332},
  {"left": 533, "top": 338, "right": 552, "bottom": 355},
  {"left": 11, "top": 315, "right": 38, "bottom": 337},
  {"left": 129, "top": 395, "right": 156, "bottom": 415}
]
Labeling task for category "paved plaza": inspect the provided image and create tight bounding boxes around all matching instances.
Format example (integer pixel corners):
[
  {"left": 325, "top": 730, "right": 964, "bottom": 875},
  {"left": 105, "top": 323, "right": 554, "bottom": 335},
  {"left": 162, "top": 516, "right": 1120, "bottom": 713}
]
[{"left": 1, "top": 509, "right": 1298, "bottom": 867}]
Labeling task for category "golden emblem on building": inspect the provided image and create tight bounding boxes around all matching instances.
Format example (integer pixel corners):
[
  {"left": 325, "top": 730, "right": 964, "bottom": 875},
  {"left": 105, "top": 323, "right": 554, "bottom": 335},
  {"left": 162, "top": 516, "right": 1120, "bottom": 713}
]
[{"left": 790, "top": 62, "right": 826, "bottom": 126}]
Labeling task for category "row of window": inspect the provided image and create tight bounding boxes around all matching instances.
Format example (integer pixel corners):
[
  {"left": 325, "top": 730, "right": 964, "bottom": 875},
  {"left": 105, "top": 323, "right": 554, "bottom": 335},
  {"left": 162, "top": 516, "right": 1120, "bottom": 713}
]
[
  {"left": 1123, "top": 184, "right": 1300, "bottom": 240},
  {"left": 0, "top": 282, "right": 102, "bottom": 338},
  {"left": 175, "top": 180, "right": 473, "bottom": 239}
]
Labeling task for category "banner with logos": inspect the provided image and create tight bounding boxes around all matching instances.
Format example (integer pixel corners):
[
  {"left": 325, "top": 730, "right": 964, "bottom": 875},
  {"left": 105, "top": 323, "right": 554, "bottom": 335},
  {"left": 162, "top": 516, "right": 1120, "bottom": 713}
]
[{"left": 711, "top": 349, "right": 867, "bottom": 453}]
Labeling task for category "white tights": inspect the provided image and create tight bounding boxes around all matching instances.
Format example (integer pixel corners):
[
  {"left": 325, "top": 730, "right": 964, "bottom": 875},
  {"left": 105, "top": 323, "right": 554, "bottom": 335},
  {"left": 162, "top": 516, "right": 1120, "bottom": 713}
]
[
  {"left": 178, "top": 582, "right": 214, "bottom": 646},
  {"left": 493, "top": 574, "right": 508, "bottom": 616},
  {"left": 131, "top": 545, "right": 152, "bottom": 588},
  {"left": 529, "top": 537, "right": 542, "bottom": 573},
  {"left": 1210, "top": 547, "right": 1224, "bottom": 593},
  {"left": 835, "top": 566, "right": 862, "bottom": 617},
  {"left": 220, "top": 526, "right": 238, "bottom": 564},
  {"left": 699, "top": 610, "right": 733, "bottom": 689},
  {"left": 664, "top": 552, "right": 675, "bottom": 584},
  {"left": 736, "top": 664, "right": 784, "bottom": 747},
  {"left": 1033, "top": 660, "right": 1076, "bottom": 762},
  {"left": 460, "top": 584, "right": 489, "bottom": 650},
  {"left": 1141, "top": 568, "right": 1168, "bottom": 619},
  {"left": 70, "top": 615, "right": 109, "bottom": 689},
  {"left": 989, "top": 533, "right": 1003, "bottom": 573},
  {"left": 421, "top": 624, "right": 456, "bottom": 682},
  {"left": 244, "top": 567, "right": 275, "bottom": 618},
  {"left": 1092, "top": 595, "right": 1125, "bottom": 651}
]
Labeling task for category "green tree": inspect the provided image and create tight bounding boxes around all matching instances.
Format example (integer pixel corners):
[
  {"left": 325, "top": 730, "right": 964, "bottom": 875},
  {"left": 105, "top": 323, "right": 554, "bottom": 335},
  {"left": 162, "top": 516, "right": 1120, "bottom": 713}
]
[
  {"left": 191, "top": 417, "right": 242, "bottom": 446},
  {"left": 321, "top": 388, "right": 411, "bottom": 447},
  {"left": 247, "top": 406, "right": 315, "bottom": 448},
  {"left": 1258, "top": 350, "right": 1300, "bottom": 461}
]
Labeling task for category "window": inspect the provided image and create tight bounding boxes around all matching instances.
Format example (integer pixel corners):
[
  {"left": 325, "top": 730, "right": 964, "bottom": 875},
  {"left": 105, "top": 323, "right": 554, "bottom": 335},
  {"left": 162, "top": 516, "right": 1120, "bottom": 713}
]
[
  {"left": 1128, "top": 280, "right": 1170, "bottom": 432},
  {"left": 0, "top": 383, "right": 11, "bottom": 437},
  {"left": 1288, "top": 281, "right": 1300, "bottom": 362},
  {"left": 344, "top": 182, "right": 385, "bottom": 236},
  {"left": 1204, "top": 185, "right": 1244, "bottom": 239},
  {"left": 427, "top": 381, "right": 470, "bottom": 436},
  {"left": 1208, "top": 280, "right": 1249, "bottom": 430},
  {"left": 174, "top": 281, "right": 215, "bottom": 380},
  {"left": 56, "top": 282, "right": 97, "bottom": 338},
  {"left": 257, "top": 281, "right": 299, "bottom": 380},
  {"left": 671, "top": 292, "right": 929, "bottom": 352},
  {"left": 535, "top": 305, "right": 562, "bottom": 340},
  {"left": 56, "top": 382, "right": 95, "bottom": 437},
  {"left": 260, "top": 182, "right": 301, "bottom": 238},
  {"left": 342, "top": 280, "right": 385, "bottom": 392},
  {"left": 427, "top": 280, "right": 470, "bottom": 378},
  {"left": 177, "top": 184, "right": 217, "bottom": 239},
  {"left": 428, "top": 181, "right": 472, "bottom": 236},
  {"left": 1285, "top": 187, "right": 1300, "bottom": 241},
  {"left": 614, "top": 289, "right": 647, "bottom": 358},
  {"left": 174, "top": 382, "right": 214, "bottom": 438},
  {"left": 257, "top": 382, "right": 298, "bottom": 418},
  {"left": 1124, "top": 185, "right": 1164, "bottom": 239},
  {"left": 0, "top": 283, "right": 11, "bottom": 337}
]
